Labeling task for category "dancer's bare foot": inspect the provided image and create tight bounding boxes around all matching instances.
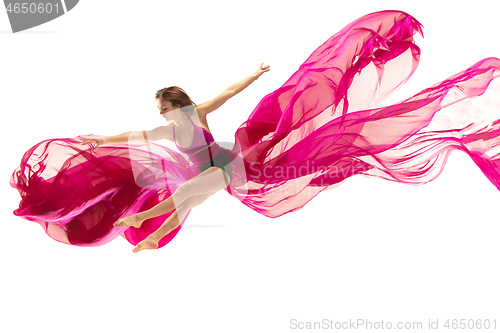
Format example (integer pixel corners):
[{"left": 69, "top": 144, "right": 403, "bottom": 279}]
[
  {"left": 132, "top": 236, "right": 158, "bottom": 253},
  {"left": 114, "top": 213, "right": 145, "bottom": 228}
]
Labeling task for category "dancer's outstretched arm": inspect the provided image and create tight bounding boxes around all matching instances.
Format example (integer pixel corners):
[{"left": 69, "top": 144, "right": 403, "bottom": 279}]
[
  {"left": 198, "top": 62, "right": 270, "bottom": 117},
  {"left": 81, "top": 124, "right": 173, "bottom": 148},
  {"left": 104, "top": 125, "right": 172, "bottom": 143}
]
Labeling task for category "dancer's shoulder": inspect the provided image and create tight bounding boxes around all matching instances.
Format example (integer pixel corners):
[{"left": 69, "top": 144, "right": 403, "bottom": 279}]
[{"left": 145, "top": 124, "right": 174, "bottom": 142}]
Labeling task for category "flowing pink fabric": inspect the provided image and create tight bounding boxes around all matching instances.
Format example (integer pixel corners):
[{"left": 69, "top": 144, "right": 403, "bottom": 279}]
[{"left": 10, "top": 10, "right": 500, "bottom": 249}]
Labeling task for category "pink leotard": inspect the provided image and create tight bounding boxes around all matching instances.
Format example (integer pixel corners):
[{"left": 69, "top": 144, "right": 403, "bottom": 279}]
[{"left": 173, "top": 115, "right": 222, "bottom": 167}]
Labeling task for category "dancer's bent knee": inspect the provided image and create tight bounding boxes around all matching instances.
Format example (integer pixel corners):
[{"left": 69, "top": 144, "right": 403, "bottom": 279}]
[
  {"left": 171, "top": 182, "right": 193, "bottom": 208},
  {"left": 179, "top": 193, "right": 208, "bottom": 211}
]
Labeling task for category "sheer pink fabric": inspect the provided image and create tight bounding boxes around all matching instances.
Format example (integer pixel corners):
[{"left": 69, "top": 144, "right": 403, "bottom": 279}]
[{"left": 10, "top": 10, "right": 500, "bottom": 249}]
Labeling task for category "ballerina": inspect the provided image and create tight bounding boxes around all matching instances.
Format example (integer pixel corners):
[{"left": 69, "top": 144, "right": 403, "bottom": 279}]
[
  {"left": 12, "top": 10, "right": 500, "bottom": 253},
  {"left": 81, "top": 63, "right": 270, "bottom": 253}
]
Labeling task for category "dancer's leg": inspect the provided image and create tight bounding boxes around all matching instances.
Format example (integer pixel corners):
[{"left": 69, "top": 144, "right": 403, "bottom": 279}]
[
  {"left": 132, "top": 190, "right": 215, "bottom": 253},
  {"left": 171, "top": 166, "right": 230, "bottom": 206},
  {"left": 115, "top": 166, "right": 229, "bottom": 228}
]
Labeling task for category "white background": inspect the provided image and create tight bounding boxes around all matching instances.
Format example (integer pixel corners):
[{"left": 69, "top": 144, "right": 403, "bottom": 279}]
[{"left": 1, "top": 1, "right": 499, "bottom": 332}]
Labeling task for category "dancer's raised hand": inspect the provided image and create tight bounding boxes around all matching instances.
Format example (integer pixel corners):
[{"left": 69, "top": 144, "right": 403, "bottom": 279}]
[{"left": 254, "top": 62, "right": 270, "bottom": 79}]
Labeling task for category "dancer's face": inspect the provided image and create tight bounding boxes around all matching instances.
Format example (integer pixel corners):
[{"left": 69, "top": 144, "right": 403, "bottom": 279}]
[{"left": 157, "top": 99, "right": 181, "bottom": 122}]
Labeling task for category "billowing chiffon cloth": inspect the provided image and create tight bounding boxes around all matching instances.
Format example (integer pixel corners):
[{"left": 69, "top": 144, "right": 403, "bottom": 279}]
[{"left": 10, "top": 10, "right": 500, "bottom": 249}]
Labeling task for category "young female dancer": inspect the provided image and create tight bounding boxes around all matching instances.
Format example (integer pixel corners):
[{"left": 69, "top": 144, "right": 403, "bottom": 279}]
[
  {"left": 13, "top": 10, "right": 500, "bottom": 253},
  {"left": 81, "top": 63, "right": 270, "bottom": 253}
]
